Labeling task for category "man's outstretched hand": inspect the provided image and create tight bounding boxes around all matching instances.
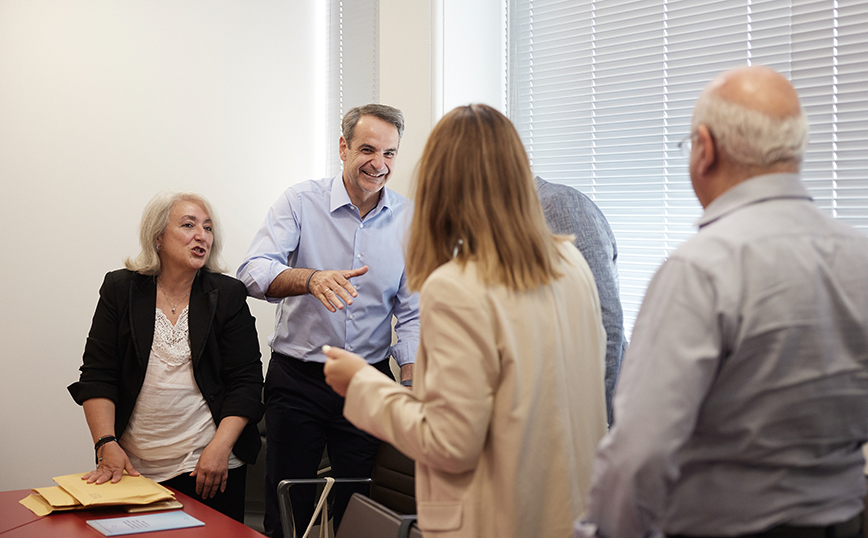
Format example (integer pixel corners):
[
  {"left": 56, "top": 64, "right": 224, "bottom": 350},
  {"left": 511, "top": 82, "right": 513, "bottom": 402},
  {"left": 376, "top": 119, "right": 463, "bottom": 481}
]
[{"left": 309, "top": 266, "right": 369, "bottom": 312}]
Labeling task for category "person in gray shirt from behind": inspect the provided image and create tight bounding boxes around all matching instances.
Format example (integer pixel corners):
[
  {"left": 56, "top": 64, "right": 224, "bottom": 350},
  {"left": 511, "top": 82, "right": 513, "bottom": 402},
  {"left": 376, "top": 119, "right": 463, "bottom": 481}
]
[{"left": 536, "top": 176, "right": 625, "bottom": 425}]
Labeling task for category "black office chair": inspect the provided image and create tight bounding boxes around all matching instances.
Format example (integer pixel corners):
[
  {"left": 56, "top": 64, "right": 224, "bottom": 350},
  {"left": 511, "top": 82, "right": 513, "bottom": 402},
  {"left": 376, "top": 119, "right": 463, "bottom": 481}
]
[{"left": 370, "top": 443, "right": 416, "bottom": 515}]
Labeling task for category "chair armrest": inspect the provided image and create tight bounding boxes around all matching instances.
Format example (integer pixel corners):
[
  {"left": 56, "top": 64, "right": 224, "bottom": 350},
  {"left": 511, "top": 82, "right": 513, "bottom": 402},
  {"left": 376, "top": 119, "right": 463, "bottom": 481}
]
[
  {"left": 277, "top": 478, "right": 372, "bottom": 538},
  {"left": 397, "top": 515, "right": 418, "bottom": 538}
]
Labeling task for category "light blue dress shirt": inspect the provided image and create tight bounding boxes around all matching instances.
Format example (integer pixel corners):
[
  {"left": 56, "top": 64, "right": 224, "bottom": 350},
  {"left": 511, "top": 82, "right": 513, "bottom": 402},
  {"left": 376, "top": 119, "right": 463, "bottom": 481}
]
[{"left": 237, "top": 175, "right": 420, "bottom": 366}]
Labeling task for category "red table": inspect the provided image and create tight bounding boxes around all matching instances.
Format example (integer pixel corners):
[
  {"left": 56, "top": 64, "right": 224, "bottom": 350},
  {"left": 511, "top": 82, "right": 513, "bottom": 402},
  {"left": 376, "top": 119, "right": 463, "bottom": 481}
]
[{"left": 0, "top": 488, "right": 264, "bottom": 537}]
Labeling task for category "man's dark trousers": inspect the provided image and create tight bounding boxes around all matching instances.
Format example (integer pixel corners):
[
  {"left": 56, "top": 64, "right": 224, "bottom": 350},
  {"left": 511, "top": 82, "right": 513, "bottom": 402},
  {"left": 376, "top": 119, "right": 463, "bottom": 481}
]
[{"left": 263, "top": 352, "right": 391, "bottom": 538}]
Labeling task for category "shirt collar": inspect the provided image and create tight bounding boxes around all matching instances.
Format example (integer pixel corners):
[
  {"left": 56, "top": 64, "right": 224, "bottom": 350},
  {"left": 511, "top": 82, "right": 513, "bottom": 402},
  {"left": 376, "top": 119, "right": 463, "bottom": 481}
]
[
  {"left": 697, "top": 173, "right": 812, "bottom": 228},
  {"left": 330, "top": 174, "right": 353, "bottom": 212},
  {"left": 329, "top": 173, "right": 393, "bottom": 217}
]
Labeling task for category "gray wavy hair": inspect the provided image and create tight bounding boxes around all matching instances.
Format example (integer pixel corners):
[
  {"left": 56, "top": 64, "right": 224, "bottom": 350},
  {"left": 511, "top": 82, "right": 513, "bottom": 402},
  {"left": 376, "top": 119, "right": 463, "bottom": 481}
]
[
  {"left": 692, "top": 93, "right": 809, "bottom": 167},
  {"left": 125, "top": 192, "right": 226, "bottom": 276}
]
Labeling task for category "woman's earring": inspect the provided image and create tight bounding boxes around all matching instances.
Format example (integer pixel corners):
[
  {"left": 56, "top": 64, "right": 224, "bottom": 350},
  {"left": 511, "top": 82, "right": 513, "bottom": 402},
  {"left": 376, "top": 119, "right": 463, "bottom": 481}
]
[{"left": 452, "top": 239, "right": 464, "bottom": 259}]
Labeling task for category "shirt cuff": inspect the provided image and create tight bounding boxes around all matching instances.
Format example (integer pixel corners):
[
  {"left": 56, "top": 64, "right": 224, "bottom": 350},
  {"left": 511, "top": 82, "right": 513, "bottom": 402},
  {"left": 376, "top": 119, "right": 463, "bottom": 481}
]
[{"left": 390, "top": 341, "right": 418, "bottom": 367}]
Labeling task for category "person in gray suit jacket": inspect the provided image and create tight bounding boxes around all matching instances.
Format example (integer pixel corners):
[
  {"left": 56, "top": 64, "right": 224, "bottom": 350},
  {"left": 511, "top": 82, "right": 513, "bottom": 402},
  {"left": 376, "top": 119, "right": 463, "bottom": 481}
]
[{"left": 535, "top": 176, "right": 625, "bottom": 425}]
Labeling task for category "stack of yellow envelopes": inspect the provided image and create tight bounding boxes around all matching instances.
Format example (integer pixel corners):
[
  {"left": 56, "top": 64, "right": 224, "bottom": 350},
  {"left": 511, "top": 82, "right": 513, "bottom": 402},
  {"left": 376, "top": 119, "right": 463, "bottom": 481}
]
[{"left": 19, "top": 472, "right": 180, "bottom": 516}]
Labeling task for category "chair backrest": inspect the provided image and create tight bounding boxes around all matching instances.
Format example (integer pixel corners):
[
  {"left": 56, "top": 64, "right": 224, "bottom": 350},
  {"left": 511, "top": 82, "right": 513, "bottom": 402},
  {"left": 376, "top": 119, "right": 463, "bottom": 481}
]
[
  {"left": 335, "top": 494, "right": 421, "bottom": 538},
  {"left": 369, "top": 443, "right": 416, "bottom": 515}
]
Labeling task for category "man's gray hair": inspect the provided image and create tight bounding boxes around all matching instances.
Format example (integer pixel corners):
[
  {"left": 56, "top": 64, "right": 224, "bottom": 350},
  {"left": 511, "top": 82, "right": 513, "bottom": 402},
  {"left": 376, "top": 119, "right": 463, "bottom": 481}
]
[
  {"left": 342, "top": 104, "right": 405, "bottom": 147},
  {"left": 692, "top": 93, "right": 809, "bottom": 167},
  {"left": 125, "top": 191, "right": 226, "bottom": 276}
]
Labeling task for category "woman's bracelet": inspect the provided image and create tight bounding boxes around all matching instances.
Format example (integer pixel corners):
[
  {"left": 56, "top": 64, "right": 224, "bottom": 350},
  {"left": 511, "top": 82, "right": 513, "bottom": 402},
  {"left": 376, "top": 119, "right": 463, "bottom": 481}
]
[
  {"left": 306, "top": 269, "right": 320, "bottom": 293},
  {"left": 94, "top": 435, "right": 118, "bottom": 465}
]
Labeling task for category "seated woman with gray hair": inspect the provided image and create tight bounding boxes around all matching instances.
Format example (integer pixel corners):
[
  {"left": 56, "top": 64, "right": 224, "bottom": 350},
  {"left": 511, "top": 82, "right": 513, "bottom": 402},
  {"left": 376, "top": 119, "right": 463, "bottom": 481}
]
[{"left": 68, "top": 192, "right": 263, "bottom": 521}]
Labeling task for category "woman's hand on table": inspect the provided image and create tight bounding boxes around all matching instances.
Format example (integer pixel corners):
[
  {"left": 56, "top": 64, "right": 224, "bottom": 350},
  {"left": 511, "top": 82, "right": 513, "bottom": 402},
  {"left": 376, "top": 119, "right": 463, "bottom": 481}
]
[{"left": 82, "top": 442, "right": 139, "bottom": 484}]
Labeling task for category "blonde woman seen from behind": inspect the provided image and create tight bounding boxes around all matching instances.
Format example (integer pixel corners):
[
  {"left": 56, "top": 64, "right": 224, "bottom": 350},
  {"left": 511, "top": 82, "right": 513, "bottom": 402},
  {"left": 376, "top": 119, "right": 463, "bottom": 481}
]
[{"left": 324, "top": 104, "right": 608, "bottom": 538}]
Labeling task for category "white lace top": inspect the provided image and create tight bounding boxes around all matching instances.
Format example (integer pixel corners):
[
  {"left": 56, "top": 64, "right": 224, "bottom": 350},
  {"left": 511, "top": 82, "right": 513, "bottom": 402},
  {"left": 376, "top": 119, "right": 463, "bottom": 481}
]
[{"left": 120, "top": 307, "right": 242, "bottom": 482}]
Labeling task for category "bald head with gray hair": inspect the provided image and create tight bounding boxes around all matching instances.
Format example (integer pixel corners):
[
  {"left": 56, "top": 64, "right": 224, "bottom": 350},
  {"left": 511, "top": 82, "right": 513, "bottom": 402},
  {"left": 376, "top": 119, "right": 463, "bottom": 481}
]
[{"left": 692, "top": 66, "right": 808, "bottom": 168}]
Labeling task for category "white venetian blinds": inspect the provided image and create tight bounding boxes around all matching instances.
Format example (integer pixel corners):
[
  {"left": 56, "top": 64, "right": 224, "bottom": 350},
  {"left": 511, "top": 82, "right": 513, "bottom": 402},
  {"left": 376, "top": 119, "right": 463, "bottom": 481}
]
[
  {"left": 326, "top": 0, "right": 380, "bottom": 177},
  {"left": 793, "top": 1, "right": 868, "bottom": 227},
  {"left": 507, "top": 0, "right": 868, "bottom": 336}
]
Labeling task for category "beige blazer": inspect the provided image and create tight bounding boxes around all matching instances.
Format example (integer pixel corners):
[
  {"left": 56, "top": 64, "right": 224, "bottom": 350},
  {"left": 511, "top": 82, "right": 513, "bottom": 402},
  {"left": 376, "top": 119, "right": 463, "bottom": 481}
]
[{"left": 345, "top": 242, "right": 608, "bottom": 538}]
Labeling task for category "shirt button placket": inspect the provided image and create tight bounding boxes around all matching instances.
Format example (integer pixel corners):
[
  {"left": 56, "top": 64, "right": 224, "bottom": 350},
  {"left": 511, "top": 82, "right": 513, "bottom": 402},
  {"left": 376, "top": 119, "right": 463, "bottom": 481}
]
[{"left": 348, "top": 223, "right": 363, "bottom": 351}]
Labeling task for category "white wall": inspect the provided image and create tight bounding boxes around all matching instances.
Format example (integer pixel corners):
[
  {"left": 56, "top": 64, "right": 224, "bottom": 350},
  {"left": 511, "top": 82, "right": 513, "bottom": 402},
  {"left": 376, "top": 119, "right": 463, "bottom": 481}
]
[
  {"left": 0, "top": 0, "right": 322, "bottom": 490},
  {"left": 442, "top": 0, "right": 504, "bottom": 113},
  {"left": 378, "top": 0, "right": 504, "bottom": 197},
  {"left": 378, "top": 0, "right": 434, "bottom": 197}
]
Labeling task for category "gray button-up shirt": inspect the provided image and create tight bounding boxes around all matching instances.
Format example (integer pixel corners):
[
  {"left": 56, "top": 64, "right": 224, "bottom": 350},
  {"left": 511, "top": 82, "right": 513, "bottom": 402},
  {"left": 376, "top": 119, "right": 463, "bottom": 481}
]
[{"left": 584, "top": 173, "right": 868, "bottom": 538}]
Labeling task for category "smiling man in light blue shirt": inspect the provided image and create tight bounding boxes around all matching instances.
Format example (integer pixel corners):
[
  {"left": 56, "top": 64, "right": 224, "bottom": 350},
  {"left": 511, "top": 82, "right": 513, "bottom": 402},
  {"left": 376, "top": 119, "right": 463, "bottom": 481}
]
[{"left": 237, "top": 104, "right": 419, "bottom": 538}]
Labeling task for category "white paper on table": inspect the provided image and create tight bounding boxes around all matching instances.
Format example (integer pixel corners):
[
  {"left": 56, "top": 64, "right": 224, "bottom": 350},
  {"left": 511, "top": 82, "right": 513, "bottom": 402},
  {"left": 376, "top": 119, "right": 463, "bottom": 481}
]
[{"left": 86, "top": 511, "right": 203, "bottom": 536}]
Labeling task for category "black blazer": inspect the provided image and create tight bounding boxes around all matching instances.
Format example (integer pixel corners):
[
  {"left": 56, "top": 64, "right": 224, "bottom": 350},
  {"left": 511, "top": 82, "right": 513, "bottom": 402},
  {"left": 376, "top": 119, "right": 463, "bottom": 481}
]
[{"left": 68, "top": 269, "right": 264, "bottom": 464}]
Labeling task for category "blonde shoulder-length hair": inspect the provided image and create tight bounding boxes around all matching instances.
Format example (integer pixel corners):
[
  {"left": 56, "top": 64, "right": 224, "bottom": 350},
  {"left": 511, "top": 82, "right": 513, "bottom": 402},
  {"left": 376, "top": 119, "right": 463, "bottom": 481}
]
[
  {"left": 406, "top": 104, "right": 564, "bottom": 292},
  {"left": 125, "top": 192, "right": 226, "bottom": 276}
]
